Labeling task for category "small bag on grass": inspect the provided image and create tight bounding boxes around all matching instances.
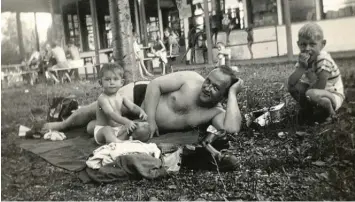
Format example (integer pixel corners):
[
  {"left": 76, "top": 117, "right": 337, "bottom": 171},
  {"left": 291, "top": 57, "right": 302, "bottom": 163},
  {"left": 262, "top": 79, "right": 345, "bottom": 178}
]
[{"left": 47, "top": 95, "right": 79, "bottom": 122}]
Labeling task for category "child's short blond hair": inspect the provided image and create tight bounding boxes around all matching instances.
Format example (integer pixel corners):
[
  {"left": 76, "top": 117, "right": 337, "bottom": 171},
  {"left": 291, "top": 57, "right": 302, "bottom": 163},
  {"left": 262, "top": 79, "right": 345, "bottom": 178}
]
[
  {"left": 98, "top": 63, "right": 124, "bottom": 79},
  {"left": 298, "top": 22, "right": 324, "bottom": 40}
]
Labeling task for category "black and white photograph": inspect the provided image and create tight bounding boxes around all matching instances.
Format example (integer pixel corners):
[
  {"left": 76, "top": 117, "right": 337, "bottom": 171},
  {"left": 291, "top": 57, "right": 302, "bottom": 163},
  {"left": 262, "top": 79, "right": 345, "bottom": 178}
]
[{"left": 1, "top": 0, "right": 355, "bottom": 200}]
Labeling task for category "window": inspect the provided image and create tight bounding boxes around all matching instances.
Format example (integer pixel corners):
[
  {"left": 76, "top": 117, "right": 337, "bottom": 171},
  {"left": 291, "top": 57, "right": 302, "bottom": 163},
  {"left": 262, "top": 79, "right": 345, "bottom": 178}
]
[
  {"left": 86, "top": 15, "right": 95, "bottom": 51},
  {"left": 67, "top": 14, "right": 80, "bottom": 44},
  {"left": 147, "top": 16, "right": 160, "bottom": 41},
  {"left": 104, "top": 15, "right": 112, "bottom": 48},
  {"left": 287, "top": 0, "right": 316, "bottom": 22},
  {"left": 223, "top": 0, "right": 245, "bottom": 29},
  {"left": 322, "top": 0, "right": 355, "bottom": 19},
  {"left": 250, "top": 0, "right": 277, "bottom": 27}
]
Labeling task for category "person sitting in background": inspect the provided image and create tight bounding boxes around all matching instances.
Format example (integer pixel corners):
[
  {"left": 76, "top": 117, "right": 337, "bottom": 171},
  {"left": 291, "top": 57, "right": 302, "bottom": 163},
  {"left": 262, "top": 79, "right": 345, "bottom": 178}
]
[
  {"left": 216, "top": 42, "right": 231, "bottom": 66},
  {"left": 48, "top": 42, "right": 71, "bottom": 83},
  {"left": 133, "top": 32, "right": 153, "bottom": 79},
  {"left": 67, "top": 40, "right": 84, "bottom": 70},
  {"left": 27, "top": 49, "right": 41, "bottom": 70},
  {"left": 163, "top": 27, "right": 180, "bottom": 61},
  {"left": 67, "top": 40, "right": 80, "bottom": 60},
  {"left": 148, "top": 32, "right": 167, "bottom": 75},
  {"left": 287, "top": 22, "right": 345, "bottom": 123}
]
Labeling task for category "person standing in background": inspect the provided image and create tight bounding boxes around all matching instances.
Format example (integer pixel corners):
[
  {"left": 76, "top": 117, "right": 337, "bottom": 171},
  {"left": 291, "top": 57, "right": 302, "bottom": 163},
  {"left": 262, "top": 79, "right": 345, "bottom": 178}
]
[{"left": 246, "top": 26, "right": 254, "bottom": 59}]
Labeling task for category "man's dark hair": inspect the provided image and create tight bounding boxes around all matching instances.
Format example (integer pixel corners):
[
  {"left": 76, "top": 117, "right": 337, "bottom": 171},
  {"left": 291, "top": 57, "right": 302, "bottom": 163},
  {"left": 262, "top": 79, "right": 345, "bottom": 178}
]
[
  {"left": 217, "top": 65, "right": 239, "bottom": 96},
  {"left": 98, "top": 63, "right": 124, "bottom": 79}
]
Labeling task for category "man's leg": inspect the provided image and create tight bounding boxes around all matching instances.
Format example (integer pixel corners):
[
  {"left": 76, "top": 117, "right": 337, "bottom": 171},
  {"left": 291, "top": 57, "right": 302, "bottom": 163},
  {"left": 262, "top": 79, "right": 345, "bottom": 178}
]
[{"left": 44, "top": 101, "right": 97, "bottom": 131}]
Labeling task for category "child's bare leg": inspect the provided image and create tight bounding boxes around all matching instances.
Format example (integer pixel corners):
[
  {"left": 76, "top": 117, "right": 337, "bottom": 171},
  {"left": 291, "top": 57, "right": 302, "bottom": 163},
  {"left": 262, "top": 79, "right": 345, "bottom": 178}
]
[
  {"left": 305, "top": 89, "right": 337, "bottom": 117},
  {"left": 96, "top": 126, "right": 123, "bottom": 144},
  {"left": 87, "top": 120, "right": 96, "bottom": 135}
]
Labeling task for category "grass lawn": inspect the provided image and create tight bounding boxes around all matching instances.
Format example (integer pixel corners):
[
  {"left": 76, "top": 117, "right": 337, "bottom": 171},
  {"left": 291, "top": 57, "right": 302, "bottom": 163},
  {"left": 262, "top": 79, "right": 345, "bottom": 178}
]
[{"left": 1, "top": 59, "right": 355, "bottom": 200}]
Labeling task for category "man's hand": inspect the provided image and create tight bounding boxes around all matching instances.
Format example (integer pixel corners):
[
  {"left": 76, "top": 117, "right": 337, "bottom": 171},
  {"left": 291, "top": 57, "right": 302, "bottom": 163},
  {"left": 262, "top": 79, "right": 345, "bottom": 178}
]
[
  {"left": 148, "top": 119, "right": 160, "bottom": 139},
  {"left": 139, "top": 110, "right": 148, "bottom": 121},
  {"left": 229, "top": 79, "right": 244, "bottom": 95},
  {"left": 125, "top": 121, "right": 137, "bottom": 134},
  {"left": 299, "top": 53, "right": 310, "bottom": 68}
]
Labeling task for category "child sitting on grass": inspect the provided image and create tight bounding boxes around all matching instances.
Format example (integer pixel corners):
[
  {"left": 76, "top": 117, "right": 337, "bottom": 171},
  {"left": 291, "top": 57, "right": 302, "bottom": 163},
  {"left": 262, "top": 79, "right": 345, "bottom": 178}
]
[
  {"left": 287, "top": 22, "right": 345, "bottom": 123},
  {"left": 95, "top": 63, "right": 148, "bottom": 145}
]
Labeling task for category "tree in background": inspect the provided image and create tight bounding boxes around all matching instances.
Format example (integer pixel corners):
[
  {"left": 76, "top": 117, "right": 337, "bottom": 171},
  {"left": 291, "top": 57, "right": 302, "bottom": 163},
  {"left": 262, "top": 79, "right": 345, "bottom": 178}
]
[
  {"left": 108, "top": 0, "right": 138, "bottom": 84},
  {"left": 1, "top": 13, "right": 21, "bottom": 65}
]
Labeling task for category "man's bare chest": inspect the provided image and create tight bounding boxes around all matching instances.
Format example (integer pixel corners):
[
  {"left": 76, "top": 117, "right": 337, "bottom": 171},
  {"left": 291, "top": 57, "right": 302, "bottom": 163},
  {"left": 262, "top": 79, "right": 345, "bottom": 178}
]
[{"left": 166, "top": 94, "right": 217, "bottom": 126}]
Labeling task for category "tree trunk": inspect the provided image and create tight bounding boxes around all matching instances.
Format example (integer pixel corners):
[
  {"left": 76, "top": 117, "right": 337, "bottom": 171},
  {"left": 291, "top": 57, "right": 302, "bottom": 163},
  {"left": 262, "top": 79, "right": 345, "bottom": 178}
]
[
  {"left": 109, "top": 0, "right": 138, "bottom": 84},
  {"left": 16, "top": 12, "right": 25, "bottom": 62},
  {"left": 283, "top": 0, "right": 293, "bottom": 60}
]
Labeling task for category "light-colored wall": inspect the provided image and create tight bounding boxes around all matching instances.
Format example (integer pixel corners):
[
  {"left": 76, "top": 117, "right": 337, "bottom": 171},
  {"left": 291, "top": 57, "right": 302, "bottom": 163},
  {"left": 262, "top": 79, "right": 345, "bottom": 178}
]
[
  {"left": 277, "top": 16, "right": 355, "bottom": 56},
  {"left": 212, "top": 16, "right": 355, "bottom": 61}
]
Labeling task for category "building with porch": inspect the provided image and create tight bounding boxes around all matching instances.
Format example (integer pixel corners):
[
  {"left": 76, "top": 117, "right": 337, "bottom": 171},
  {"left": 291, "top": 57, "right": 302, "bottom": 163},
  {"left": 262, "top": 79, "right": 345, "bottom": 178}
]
[{"left": 2, "top": 0, "right": 355, "bottom": 67}]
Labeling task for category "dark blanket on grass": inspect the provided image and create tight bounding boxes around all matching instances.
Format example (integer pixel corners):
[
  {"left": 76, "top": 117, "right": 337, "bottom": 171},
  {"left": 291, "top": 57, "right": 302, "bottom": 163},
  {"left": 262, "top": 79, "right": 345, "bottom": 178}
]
[{"left": 17, "top": 128, "right": 201, "bottom": 183}]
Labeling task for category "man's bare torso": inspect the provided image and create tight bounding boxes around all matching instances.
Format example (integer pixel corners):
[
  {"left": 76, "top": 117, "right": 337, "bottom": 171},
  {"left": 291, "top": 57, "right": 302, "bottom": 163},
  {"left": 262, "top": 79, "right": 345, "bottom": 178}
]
[{"left": 142, "top": 79, "right": 223, "bottom": 132}]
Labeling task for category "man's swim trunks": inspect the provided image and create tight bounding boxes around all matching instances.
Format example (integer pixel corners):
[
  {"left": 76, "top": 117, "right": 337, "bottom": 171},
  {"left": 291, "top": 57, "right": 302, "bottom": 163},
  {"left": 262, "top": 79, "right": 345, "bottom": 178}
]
[{"left": 133, "top": 81, "right": 149, "bottom": 107}]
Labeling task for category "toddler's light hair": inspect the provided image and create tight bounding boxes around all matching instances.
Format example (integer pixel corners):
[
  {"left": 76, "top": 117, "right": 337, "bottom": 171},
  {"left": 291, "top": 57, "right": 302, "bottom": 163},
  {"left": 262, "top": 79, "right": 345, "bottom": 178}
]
[
  {"left": 98, "top": 63, "right": 124, "bottom": 79},
  {"left": 298, "top": 23, "right": 324, "bottom": 40}
]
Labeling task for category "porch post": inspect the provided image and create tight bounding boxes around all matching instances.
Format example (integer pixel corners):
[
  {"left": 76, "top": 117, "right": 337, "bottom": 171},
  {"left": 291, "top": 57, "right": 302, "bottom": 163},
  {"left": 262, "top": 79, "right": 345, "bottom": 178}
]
[
  {"left": 139, "top": 0, "right": 148, "bottom": 45},
  {"left": 242, "top": 0, "right": 249, "bottom": 28},
  {"left": 283, "top": 0, "right": 293, "bottom": 60},
  {"left": 16, "top": 12, "right": 25, "bottom": 61},
  {"left": 49, "top": 0, "right": 57, "bottom": 43},
  {"left": 109, "top": 0, "right": 120, "bottom": 60},
  {"left": 76, "top": 0, "right": 84, "bottom": 50},
  {"left": 90, "top": 0, "right": 100, "bottom": 65},
  {"left": 203, "top": 0, "right": 213, "bottom": 64},
  {"left": 277, "top": 0, "right": 283, "bottom": 25},
  {"left": 134, "top": 0, "right": 141, "bottom": 37},
  {"left": 157, "top": 0, "right": 164, "bottom": 38},
  {"left": 315, "top": 0, "right": 322, "bottom": 20}
]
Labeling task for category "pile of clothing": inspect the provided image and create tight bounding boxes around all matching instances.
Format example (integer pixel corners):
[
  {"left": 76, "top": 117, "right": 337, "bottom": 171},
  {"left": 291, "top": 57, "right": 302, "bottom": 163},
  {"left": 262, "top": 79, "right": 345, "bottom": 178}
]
[{"left": 84, "top": 141, "right": 183, "bottom": 183}]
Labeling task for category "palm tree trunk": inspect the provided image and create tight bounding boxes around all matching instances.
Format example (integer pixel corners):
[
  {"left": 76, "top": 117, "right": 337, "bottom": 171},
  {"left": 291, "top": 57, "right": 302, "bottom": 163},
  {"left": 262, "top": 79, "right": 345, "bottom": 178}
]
[{"left": 109, "top": 0, "right": 138, "bottom": 84}]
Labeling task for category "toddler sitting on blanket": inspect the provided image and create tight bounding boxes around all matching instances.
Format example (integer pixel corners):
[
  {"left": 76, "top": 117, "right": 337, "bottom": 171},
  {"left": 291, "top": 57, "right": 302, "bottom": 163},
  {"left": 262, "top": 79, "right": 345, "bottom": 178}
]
[{"left": 95, "top": 63, "right": 148, "bottom": 145}]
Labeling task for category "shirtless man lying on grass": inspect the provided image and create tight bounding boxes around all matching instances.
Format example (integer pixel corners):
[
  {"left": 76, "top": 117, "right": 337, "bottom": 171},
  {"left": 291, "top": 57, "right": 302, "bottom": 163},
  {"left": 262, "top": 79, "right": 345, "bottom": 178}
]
[{"left": 44, "top": 65, "right": 243, "bottom": 143}]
